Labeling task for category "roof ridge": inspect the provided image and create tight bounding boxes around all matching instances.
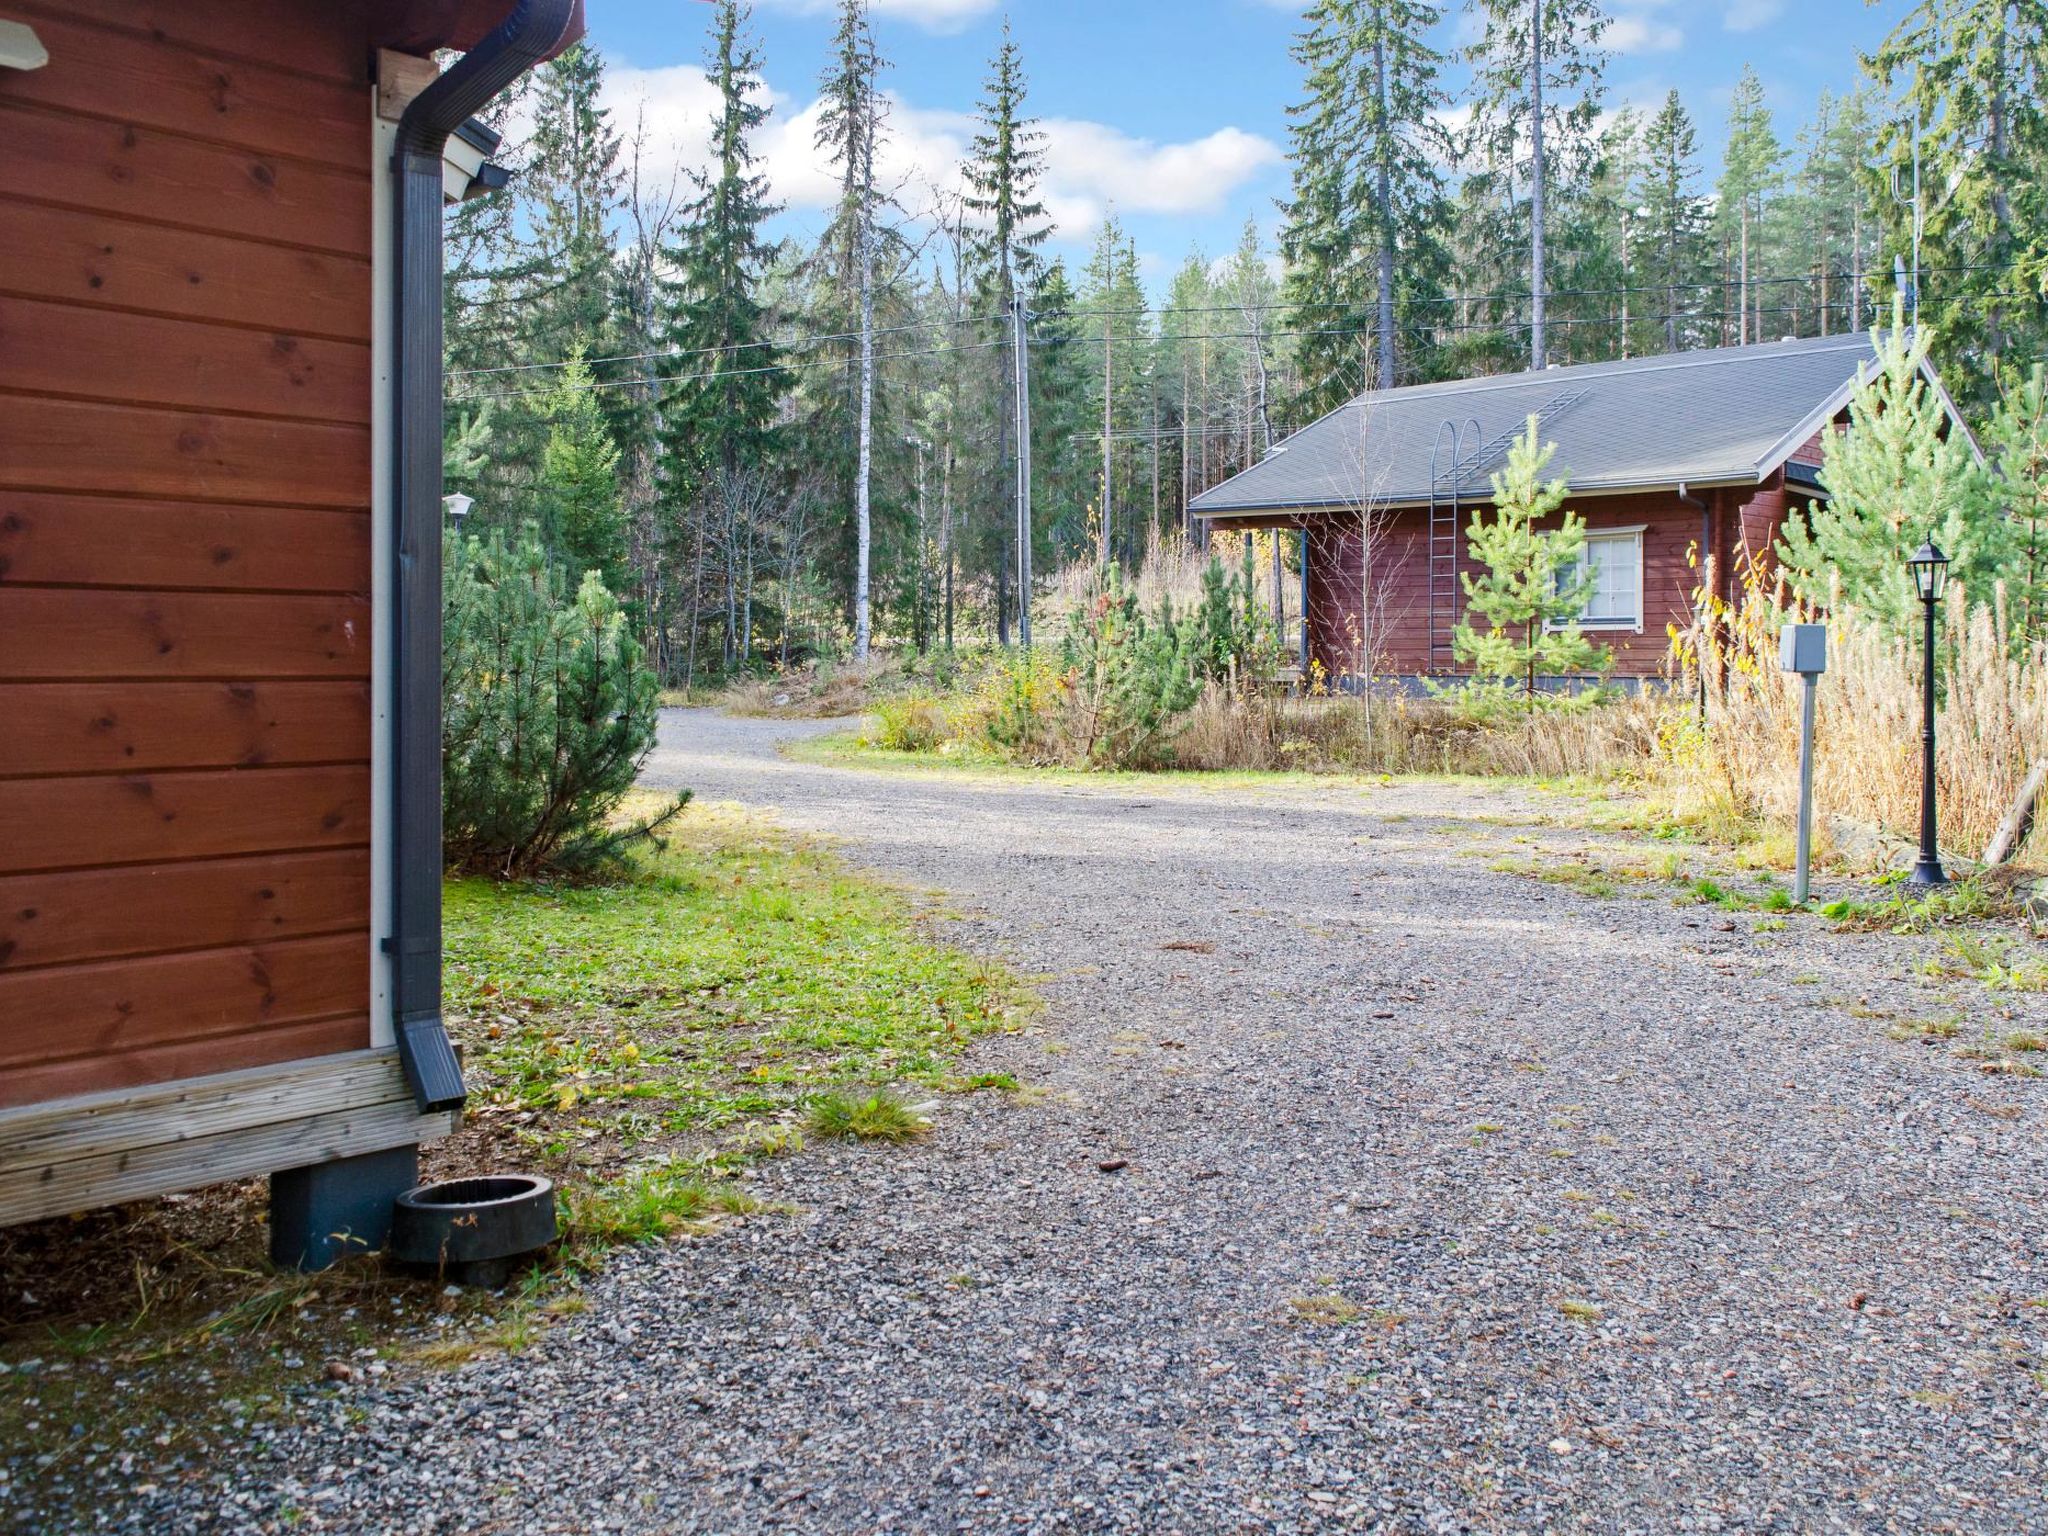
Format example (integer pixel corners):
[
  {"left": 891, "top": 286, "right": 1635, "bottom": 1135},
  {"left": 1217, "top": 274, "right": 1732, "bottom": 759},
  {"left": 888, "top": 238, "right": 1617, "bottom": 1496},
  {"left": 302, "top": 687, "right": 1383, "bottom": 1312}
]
[{"left": 1341, "top": 333, "right": 1876, "bottom": 413}]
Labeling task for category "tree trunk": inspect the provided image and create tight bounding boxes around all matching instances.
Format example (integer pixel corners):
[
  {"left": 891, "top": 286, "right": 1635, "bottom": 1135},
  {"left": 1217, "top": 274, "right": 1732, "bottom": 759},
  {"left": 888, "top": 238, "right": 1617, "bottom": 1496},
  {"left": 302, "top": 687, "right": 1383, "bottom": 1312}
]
[
  {"left": 942, "top": 449, "right": 955, "bottom": 650},
  {"left": 1738, "top": 204, "right": 1749, "bottom": 345},
  {"left": 853, "top": 213, "right": 875, "bottom": 661},
  {"left": 1101, "top": 314, "right": 1114, "bottom": 566},
  {"left": 1373, "top": 23, "right": 1398, "bottom": 389},
  {"left": 1528, "top": 0, "right": 1547, "bottom": 370}
]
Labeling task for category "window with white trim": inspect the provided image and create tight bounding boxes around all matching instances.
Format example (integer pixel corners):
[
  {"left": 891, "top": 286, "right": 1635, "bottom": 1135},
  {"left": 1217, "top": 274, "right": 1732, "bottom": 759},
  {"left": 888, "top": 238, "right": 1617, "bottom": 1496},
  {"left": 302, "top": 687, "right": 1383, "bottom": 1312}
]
[{"left": 1554, "top": 527, "right": 1644, "bottom": 631}]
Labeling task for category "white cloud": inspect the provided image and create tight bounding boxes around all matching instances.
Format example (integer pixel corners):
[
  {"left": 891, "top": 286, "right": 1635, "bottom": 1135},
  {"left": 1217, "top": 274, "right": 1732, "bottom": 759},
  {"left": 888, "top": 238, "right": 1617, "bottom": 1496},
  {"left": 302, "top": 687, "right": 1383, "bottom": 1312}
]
[
  {"left": 1723, "top": 0, "right": 1783, "bottom": 32},
  {"left": 758, "top": 0, "right": 996, "bottom": 35},
  {"left": 1607, "top": 13, "right": 1684, "bottom": 54},
  {"left": 602, "top": 64, "right": 1282, "bottom": 241},
  {"left": 1038, "top": 121, "right": 1282, "bottom": 225}
]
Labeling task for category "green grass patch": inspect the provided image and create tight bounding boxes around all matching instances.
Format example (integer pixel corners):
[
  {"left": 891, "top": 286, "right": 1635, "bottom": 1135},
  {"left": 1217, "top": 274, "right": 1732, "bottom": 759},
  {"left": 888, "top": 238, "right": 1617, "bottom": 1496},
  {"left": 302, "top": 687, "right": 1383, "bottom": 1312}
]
[
  {"left": 446, "top": 799, "right": 1023, "bottom": 1149},
  {"left": 803, "top": 1091, "right": 931, "bottom": 1143},
  {"left": 1820, "top": 877, "right": 2018, "bottom": 935}
]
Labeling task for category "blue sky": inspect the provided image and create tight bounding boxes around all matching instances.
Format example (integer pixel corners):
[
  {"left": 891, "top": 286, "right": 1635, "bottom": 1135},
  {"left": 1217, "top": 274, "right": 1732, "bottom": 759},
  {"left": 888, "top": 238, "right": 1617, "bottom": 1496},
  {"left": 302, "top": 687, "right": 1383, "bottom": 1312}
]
[{"left": 586, "top": 1, "right": 1906, "bottom": 289}]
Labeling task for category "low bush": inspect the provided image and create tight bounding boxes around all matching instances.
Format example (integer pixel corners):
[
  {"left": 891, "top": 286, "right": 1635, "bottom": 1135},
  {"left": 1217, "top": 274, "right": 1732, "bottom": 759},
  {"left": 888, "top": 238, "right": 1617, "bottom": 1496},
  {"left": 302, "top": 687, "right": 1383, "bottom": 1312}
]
[
  {"left": 867, "top": 693, "right": 950, "bottom": 753},
  {"left": 443, "top": 524, "right": 686, "bottom": 877}
]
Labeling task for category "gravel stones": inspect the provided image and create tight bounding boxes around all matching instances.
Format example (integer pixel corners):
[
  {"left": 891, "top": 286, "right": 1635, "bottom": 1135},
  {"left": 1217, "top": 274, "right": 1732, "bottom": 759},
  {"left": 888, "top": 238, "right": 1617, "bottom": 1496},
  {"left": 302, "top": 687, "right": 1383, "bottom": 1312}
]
[{"left": 14, "top": 709, "right": 2045, "bottom": 1534}]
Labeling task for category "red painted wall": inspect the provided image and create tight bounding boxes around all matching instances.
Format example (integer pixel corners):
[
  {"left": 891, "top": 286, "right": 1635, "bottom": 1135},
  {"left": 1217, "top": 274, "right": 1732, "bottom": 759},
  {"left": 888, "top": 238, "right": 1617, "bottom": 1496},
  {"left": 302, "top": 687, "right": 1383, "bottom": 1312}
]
[{"left": 1301, "top": 482, "right": 1807, "bottom": 680}]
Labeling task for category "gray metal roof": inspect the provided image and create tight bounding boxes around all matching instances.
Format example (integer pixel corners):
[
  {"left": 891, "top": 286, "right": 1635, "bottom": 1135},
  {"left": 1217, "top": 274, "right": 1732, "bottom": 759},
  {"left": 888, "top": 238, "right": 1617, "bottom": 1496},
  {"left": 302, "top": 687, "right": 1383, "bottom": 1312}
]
[{"left": 1189, "top": 333, "right": 1884, "bottom": 519}]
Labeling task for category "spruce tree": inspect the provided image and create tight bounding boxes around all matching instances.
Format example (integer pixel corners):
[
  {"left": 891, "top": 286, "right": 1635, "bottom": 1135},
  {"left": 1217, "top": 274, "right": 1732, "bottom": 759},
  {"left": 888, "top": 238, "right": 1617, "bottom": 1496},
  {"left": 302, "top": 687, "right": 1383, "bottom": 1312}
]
[
  {"left": 539, "top": 351, "right": 628, "bottom": 592},
  {"left": 1980, "top": 364, "right": 2048, "bottom": 642},
  {"left": 1464, "top": 0, "right": 1609, "bottom": 370},
  {"left": 1280, "top": 0, "right": 1451, "bottom": 408},
  {"left": 814, "top": 0, "right": 890, "bottom": 660},
  {"left": 1638, "top": 90, "right": 1711, "bottom": 354},
  {"left": 658, "top": 0, "right": 786, "bottom": 672},
  {"left": 1027, "top": 259, "right": 1095, "bottom": 566},
  {"left": 1160, "top": 251, "right": 1217, "bottom": 530},
  {"left": 960, "top": 23, "right": 1050, "bottom": 639},
  {"left": 1779, "top": 312, "right": 2009, "bottom": 635},
  {"left": 523, "top": 44, "right": 625, "bottom": 361},
  {"left": 1453, "top": 419, "right": 1606, "bottom": 699},
  {"left": 1716, "top": 66, "right": 1784, "bottom": 346},
  {"left": 1080, "top": 215, "right": 1149, "bottom": 565}
]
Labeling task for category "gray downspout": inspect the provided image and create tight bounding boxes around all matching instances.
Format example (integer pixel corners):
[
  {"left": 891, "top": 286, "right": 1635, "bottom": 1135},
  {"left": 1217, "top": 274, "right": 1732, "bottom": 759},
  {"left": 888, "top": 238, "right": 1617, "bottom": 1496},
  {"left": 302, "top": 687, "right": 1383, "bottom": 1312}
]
[{"left": 389, "top": 0, "right": 579, "bottom": 1113}]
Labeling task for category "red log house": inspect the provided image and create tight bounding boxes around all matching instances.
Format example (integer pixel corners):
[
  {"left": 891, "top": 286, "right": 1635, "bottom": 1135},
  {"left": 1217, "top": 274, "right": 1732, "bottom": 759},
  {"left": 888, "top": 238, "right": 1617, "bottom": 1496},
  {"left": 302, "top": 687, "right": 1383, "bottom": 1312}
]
[
  {"left": 0, "top": 1, "right": 581, "bottom": 1265},
  {"left": 1191, "top": 334, "right": 1973, "bottom": 684}
]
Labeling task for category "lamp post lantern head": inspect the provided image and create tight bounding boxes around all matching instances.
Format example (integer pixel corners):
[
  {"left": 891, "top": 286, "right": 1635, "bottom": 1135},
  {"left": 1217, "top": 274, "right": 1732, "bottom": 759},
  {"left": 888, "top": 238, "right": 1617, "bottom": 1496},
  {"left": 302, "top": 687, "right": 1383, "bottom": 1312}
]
[
  {"left": 442, "top": 492, "right": 475, "bottom": 533},
  {"left": 1908, "top": 538, "right": 1949, "bottom": 603}
]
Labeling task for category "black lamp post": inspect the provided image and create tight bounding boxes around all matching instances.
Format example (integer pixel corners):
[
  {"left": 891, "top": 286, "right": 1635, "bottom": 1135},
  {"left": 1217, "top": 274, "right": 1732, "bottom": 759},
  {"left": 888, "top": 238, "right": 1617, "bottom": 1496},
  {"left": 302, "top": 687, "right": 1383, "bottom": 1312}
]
[{"left": 1906, "top": 538, "right": 1950, "bottom": 889}]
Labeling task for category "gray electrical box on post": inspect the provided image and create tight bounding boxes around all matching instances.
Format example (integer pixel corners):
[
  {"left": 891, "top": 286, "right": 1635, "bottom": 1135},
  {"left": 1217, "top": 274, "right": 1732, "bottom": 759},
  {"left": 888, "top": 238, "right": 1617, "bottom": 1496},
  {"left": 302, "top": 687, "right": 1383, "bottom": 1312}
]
[{"left": 1780, "top": 624, "right": 1827, "bottom": 903}]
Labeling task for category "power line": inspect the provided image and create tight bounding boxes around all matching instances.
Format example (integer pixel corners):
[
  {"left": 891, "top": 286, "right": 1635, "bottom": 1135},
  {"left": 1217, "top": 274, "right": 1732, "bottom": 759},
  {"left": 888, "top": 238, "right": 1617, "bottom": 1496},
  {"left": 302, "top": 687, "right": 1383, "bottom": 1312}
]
[{"left": 446, "top": 258, "right": 2041, "bottom": 385}]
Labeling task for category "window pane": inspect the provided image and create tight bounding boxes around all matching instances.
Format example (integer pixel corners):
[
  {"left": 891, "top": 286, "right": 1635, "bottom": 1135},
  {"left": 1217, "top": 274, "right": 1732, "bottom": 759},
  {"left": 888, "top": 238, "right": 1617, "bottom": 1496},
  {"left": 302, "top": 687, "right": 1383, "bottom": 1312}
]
[{"left": 1581, "top": 535, "right": 1638, "bottom": 623}]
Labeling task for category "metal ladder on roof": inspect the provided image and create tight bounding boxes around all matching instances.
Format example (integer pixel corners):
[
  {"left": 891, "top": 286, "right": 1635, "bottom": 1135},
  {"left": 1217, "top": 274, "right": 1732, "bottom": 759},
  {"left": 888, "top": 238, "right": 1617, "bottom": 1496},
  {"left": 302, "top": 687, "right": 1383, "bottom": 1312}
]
[{"left": 1426, "top": 389, "right": 1589, "bottom": 665}]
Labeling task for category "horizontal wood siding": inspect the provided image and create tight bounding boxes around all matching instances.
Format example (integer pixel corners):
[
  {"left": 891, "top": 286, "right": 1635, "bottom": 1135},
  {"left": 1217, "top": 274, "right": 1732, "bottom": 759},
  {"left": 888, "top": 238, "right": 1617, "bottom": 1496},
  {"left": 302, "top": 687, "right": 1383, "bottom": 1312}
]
[
  {"left": 1307, "top": 491, "right": 1719, "bottom": 679},
  {"left": 0, "top": 1, "right": 375, "bottom": 1104},
  {"left": 0, "top": 494, "right": 370, "bottom": 593},
  {"left": 0, "top": 681, "right": 369, "bottom": 777},
  {"left": 0, "top": 297, "right": 372, "bottom": 424},
  {"left": 0, "top": 201, "right": 370, "bottom": 340},
  {"left": 0, "top": 851, "right": 370, "bottom": 971}
]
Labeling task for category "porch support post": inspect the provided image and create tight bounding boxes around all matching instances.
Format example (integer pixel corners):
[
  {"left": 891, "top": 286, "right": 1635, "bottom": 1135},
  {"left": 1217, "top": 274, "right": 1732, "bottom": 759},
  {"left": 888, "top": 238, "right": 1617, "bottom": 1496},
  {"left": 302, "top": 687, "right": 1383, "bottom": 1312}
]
[{"left": 269, "top": 1146, "right": 420, "bottom": 1271}]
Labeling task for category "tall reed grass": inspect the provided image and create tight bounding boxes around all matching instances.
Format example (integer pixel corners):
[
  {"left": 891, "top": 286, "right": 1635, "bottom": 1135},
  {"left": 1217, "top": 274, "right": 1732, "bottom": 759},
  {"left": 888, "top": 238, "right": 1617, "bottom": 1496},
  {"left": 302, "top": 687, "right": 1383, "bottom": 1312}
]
[{"left": 1671, "top": 563, "right": 2047, "bottom": 863}]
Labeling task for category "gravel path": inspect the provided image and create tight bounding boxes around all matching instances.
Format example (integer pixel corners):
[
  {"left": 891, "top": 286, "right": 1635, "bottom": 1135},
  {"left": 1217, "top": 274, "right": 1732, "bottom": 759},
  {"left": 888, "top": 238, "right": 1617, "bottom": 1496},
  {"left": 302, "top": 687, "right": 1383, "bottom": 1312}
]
[{"left": 67, "top": 711, "right": 2048, "bottom": 1533}]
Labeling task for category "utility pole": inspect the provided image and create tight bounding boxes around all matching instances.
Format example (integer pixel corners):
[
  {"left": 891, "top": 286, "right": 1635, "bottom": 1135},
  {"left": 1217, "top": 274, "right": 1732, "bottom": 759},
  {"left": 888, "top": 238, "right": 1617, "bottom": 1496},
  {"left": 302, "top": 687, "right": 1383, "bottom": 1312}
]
[
  {"left": 1100, "top": 310, "right": 1114, "bottom": 566},
  {"left": 1012, "top": 294, "right": 1034, "bottom": 649},
  {"left": 911, "top": 435, "right": 929, "bottom": 652}
]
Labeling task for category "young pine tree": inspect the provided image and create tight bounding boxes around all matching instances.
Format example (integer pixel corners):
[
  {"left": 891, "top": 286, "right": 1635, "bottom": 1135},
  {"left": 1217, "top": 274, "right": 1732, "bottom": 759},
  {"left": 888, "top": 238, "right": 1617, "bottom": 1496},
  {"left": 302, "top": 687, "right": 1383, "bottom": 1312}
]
[
  {"left": 1453, "top": 419, "right": 1606, "bottom": 700},
  {"left": 1779, "top": 313, "right": 2007, "bottom": 636}
]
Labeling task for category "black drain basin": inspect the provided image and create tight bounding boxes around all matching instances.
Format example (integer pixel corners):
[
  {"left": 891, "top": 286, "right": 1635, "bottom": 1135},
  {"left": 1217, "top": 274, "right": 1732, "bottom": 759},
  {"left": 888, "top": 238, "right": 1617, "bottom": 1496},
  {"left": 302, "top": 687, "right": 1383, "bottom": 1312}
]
[{"left": 391, "top": 1175, "right": 557, "bottom": 1288}]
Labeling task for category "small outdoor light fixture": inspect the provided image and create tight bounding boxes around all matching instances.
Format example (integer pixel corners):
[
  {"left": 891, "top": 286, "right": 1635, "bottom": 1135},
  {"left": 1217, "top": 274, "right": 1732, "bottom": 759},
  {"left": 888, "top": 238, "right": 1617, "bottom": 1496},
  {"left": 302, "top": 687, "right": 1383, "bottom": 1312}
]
[
  {"left": 0, "top": 20, "right": 48, "bottom": 71},
  {"left": 442, "top": 492, "right": 474, "bottom": 533},
  {"left": 1906, "top": 538, "right": 1951, "bottom": 888}
]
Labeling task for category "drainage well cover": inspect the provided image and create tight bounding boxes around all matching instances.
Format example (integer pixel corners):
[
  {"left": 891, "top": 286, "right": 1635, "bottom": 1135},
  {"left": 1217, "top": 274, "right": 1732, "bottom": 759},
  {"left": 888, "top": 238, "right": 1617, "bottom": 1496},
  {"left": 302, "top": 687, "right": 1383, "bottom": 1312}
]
[{"left": 390, "top": 1174, "right": 558, "bottom": 1268}]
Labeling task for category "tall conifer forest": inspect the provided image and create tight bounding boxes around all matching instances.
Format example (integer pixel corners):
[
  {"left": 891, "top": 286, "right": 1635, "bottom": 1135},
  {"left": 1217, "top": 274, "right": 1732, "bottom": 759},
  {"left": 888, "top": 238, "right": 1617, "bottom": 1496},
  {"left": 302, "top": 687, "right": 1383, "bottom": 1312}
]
[{"left": 442, "top": 0, "right": 2048, "bottom": 681}]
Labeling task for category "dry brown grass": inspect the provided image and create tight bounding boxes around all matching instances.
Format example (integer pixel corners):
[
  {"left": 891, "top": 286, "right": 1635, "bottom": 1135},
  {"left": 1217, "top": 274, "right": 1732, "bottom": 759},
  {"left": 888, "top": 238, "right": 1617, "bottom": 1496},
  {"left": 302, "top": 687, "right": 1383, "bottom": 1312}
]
[
  {"left": 1168, "top": 685, "right": 1665, "bottom": 779},
  {"left": 720, "top": 660, "right": 906, "bottom": 719},
  {"left": 1670, "top": 564, "right": 2048, "bottom": 865},
  {"left": 1043, "top": 530, "right": 1294, "bottom": 635}
]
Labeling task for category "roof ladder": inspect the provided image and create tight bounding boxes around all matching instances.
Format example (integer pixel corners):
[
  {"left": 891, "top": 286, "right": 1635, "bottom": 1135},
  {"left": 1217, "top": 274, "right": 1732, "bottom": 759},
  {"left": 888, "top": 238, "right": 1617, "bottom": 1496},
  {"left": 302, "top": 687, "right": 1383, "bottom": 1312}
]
[{"left": 1425, "top": 389, "right": 1588, "bottom": 665}]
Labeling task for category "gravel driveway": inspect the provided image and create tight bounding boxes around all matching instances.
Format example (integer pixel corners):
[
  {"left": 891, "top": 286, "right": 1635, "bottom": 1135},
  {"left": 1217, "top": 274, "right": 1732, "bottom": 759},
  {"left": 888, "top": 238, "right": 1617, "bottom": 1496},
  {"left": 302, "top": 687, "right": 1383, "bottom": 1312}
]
[{"left": 85, "top": 710, "right": 2048, "bottom": 1533}]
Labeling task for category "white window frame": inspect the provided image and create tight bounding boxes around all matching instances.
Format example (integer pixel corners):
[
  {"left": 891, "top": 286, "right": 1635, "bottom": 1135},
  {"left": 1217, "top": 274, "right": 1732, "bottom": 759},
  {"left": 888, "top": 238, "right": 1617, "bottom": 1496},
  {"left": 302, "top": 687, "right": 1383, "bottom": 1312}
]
[{"left": 1550, "top": 525, "right": 1645, "bottom": 634}]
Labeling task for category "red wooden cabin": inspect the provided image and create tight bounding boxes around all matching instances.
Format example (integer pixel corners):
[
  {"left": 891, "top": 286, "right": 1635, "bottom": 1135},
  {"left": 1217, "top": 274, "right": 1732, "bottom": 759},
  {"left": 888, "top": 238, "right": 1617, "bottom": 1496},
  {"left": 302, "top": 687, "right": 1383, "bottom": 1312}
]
[
  {"left": 1190, "top": 335, "right": 1973, "bottom": 685},
  {"left": 0, "top": 0, "right": 580, "bottom": 1266}
]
